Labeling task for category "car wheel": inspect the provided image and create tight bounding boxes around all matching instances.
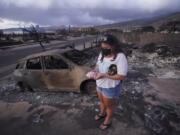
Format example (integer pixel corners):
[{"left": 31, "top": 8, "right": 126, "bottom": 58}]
[
  {"left": 81, "top": 79, "right": 96, "bottom": 94},
  {"left": 17, "top": 82, "right": 34, "bottom": 92}
]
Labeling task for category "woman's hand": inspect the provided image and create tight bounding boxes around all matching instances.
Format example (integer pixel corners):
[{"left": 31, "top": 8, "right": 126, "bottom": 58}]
[{"left": 95, "top": 73, "right": 107, "bottom": 80}]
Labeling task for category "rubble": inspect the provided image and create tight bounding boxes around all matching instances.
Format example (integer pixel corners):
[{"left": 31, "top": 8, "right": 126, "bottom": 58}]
[
  {"left": 0, "top": 44, "right": 180, "bottom": 135},
  {"left": 0, "top": 79, "right": 20, "bottom": 95},
  {"left": 32, "top": 113, "right": 44, "bottom": 124},
  {"left": 141, "top": 44, "right": 180, "bottom": 57},
  {"left": 144, "top": 105, "right": 180, "bottom": 135}
]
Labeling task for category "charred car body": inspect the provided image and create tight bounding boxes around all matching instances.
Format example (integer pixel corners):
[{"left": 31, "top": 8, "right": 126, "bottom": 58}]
[{"left": 13, "top": 49, "right": 97, "bottom": 93}]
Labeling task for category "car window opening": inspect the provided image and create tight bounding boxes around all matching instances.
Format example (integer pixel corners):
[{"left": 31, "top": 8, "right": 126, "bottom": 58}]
[
  {"left": 26, "top": 57, "right": 42, "bottom": 70},
  {"left": 44, "top": 56, "right": 69, "bottom": 69},
  {"left": 16, "top": 62, "right": 24, "bottom": 69}
]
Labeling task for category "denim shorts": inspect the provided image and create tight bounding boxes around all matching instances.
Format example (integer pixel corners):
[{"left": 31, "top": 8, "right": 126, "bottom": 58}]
[{"left": 96, "top": 83, "right": 121, "bottom": 98}]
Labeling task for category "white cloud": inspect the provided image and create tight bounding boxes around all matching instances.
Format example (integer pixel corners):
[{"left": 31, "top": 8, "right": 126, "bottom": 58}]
[
  {"left": 56, "top": 0, "right": 180, "bottom": 11},
  {"left": 0, "top": 0, "right": 180, "bottom": 28},
  {"left": 137, "top": 0, "right": 170, "bottom": 12},
  {"left": 1, "top": 0, "right": 52, "bottom": 9},
  {"left": 0, "top": 0, "right": 172, "bottom": 11},
  {"left": 59, "top": 0, "right": 128, "bottom": 9},
  {"left": 0, "top": 18, "right": 36, "bottom": 29},
  {"left": 77, "top": 12, "right": 115, "bottom": 25},
  {"left": 1, "top": 0, "right": 179, "bottom": 12}
]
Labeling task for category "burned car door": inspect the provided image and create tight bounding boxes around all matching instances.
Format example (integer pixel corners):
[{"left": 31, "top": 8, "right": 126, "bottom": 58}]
[
  {"left": 24, "top": 57, "right": 46, "bottom": 90},
  {"left": 42, "top": 55, "right": 75, "bottom": 91}
]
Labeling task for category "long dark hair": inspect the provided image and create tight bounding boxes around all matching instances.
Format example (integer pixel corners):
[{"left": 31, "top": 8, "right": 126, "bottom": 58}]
[{"left": 100, "top": 34, "right": 123, "bottom": 62}]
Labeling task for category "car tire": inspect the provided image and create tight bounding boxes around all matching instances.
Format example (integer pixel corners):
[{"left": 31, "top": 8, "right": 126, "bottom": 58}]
[
  {"left": 17, "top": 82, "right": 34, "bottom": 92},
  {"left": 80, "top": 79, "right": 96, "bottom": 94}
]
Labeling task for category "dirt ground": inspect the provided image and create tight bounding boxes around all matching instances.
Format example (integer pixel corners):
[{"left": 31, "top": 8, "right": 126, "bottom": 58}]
[
  {"left": 0, "top": 99, "right": 149, "bottom": 135},
  {"left": 0, "top": 44, "right": 180, "bottom": 135}
]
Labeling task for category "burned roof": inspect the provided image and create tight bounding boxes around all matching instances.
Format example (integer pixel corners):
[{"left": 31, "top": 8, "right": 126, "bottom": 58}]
[{"left": 19, "top": 49, "right": 69, "bottom": 62}]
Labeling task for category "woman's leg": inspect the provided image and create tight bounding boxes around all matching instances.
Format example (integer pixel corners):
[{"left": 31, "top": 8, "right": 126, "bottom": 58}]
[
  {"left": 99, "top": 96, "right": 115, "bottom": 129},
  {"left": 94, "top": 90, "right": 106, "bottom": 120}
]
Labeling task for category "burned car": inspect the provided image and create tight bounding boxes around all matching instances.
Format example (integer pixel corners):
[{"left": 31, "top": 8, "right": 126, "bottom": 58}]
[{"left": 13, "top": 49, "right": 97, "bottom": 94}]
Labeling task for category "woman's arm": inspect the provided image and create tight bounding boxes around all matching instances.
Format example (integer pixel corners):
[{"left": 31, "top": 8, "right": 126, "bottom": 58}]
[
  {"left": 95, "top": 73, "right": 126, "bottom": 80},
  {"left": 105, "top": 74, "right": 126, "bottom": 80}
]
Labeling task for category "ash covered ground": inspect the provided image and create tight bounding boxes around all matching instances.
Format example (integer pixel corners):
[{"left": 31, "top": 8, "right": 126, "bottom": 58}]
[{"left": 0, "top": 44, "right": 180, "bottom": 135}]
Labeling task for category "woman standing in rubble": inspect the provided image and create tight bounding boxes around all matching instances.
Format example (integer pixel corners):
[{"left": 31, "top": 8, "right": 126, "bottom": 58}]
[{"left": 94, "top": 34, "right": 128, "bottom": 130}]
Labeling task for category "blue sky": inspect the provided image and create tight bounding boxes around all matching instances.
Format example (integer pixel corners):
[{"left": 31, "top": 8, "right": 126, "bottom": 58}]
[{"left": 0, "top": 0, "right": 180, "bottom": 29}]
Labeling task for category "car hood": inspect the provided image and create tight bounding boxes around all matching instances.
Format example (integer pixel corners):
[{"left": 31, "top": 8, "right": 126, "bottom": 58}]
[{"left": 80, "top": 66, "right": 93, "bottom": 73}]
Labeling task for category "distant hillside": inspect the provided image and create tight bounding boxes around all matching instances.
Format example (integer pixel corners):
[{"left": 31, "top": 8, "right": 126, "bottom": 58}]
[
  {"left": 0, "top": 25, "right": 69, "bottom": 32},
  {"left": 1, "top": 28, "right": 21, "bottom": 31},
  {"left": 152, "top": 12, "right": 180, "bottom": 28},
  {"left": 96, "top": 12, "right": 180, "bottom": 30}
]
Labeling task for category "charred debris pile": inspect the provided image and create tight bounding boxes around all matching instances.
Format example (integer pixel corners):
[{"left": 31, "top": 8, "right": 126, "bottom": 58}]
[
  {"left": 62, "top": 46, "right": 100, "bottom": 67},
  {"left": 121, "top": 42, "right": 180, "bottom": 135}
]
